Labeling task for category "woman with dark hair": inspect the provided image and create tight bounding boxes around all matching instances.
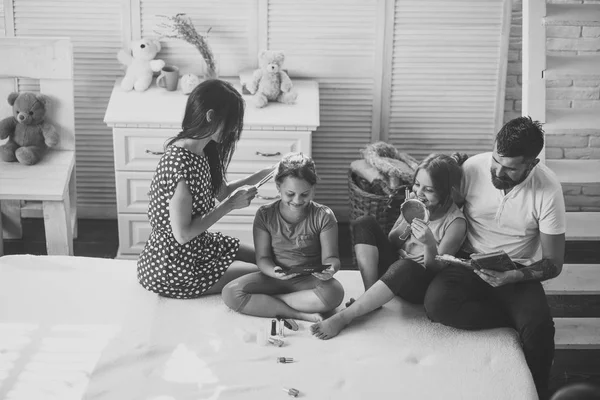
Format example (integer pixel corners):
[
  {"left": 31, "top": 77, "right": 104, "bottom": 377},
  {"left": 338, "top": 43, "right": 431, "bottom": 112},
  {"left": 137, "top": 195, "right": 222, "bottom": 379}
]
[
  {"left": 310, "top": 152, "right": 468, "bottom": 339},
  {"left": 221, "top": 152, "right": 345, "bottom": 322},
  {"left": 137, "top": 79, "right": 274, "bottom": 299}
]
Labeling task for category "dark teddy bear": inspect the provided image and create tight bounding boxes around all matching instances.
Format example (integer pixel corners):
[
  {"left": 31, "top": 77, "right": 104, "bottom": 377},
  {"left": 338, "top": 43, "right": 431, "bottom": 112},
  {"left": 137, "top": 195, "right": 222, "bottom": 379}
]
[{"left": 0, "top": 92, "right": 59, "bottom": 165}]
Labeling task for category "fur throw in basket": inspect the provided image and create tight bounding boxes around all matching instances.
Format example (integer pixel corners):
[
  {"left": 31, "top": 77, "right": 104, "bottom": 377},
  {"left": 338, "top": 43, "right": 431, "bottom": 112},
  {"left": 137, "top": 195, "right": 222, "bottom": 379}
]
[{"left": 351, "top": 141, "right": 418, "bottom": 196}]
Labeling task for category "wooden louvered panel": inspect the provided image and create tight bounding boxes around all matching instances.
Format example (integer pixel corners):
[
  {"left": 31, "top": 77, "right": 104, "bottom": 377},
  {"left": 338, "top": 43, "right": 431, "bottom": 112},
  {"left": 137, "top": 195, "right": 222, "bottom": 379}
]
[
  {"left": 0, "top": 3, "right": 5, "bottom": 36},
  {"left": 267, "top": 0, "right": 380, "bottom": 219},
  {"left": 12, "top": 0, "right": 122, "bottom": 218},
  {"left": 268, "top": 0, "right": 378, "bottom": 78},
  {"left": 313, "top": 79, "right": 375, "bottom": 215},
  {"left": 139, "top": 0, "right": 255, "bottom": 77},
  {"left": 387, "top": 0, "right": 509, "bottom": 160}
]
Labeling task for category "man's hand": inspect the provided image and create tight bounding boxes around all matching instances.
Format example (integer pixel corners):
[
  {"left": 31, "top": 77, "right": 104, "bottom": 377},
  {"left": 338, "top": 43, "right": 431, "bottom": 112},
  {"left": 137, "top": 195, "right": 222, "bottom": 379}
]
[{"left": 475, "top": 269, "right": 519, "bottom": 287}]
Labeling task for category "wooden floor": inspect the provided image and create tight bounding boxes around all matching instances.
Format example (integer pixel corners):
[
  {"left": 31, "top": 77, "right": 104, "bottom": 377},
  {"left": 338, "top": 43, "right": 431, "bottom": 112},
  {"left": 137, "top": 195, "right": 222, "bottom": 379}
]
[{"left": 3, "top": 218, "right": 600, "bottom": 397}]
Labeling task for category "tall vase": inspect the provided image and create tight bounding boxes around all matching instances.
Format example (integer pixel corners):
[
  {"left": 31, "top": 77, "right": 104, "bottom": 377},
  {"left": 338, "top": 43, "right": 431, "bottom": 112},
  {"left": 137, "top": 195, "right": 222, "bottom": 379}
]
[{"left": 203, "top": 56, "right": 219, "bottom": 80}]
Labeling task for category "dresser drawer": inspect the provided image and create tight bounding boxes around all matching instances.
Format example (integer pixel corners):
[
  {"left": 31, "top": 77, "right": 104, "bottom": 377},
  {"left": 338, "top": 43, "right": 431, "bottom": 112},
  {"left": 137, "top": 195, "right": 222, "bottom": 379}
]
[
  {"left": 117, "top": 213, "right": 256, "bottom": 255},
  {"left": 115, "top": 171, "right": 154, "bottom": 213},
  {"left": 113, "top": 128, "right": 175, "bottom": 171},
  {"left": 118, "top": 214, "right": 153, "bottom": 255},
  {"left": 114, "top": 129, "right": 311, "bottom": 172},
  {"left": 227, "top": 131, "right": 311, "bottom": 172},
  {"left": 115, "top": 171, "right": 279, "bottom": 216}
]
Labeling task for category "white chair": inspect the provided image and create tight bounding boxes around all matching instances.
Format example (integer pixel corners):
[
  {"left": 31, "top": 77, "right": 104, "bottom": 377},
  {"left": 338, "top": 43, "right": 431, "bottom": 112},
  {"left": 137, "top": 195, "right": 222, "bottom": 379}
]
[{"left": 0, "top": 37, "right": 77, "bottom": 256}]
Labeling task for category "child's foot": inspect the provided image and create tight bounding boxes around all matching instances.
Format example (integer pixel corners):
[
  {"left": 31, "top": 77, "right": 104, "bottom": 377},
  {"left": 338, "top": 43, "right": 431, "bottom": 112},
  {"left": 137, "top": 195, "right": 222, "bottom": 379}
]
[
  {"left": 297, "top": 312, "right": 324, "bottom": 323},
  {"left": 310, "top": 313, "right": 348, "bottom": 340}
]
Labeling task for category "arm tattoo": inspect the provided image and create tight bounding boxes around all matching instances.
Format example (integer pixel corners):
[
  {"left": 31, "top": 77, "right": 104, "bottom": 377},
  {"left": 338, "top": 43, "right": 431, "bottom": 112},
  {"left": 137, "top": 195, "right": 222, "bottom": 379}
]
[{"left": 518, "top": 258, "right": 561, "bottom": 282}]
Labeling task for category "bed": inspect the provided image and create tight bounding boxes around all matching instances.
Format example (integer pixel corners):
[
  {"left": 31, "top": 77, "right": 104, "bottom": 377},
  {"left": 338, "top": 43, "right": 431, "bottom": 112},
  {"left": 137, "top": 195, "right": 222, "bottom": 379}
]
[{"left": 0, "top": 255, "right": 537, "bottom": 399}]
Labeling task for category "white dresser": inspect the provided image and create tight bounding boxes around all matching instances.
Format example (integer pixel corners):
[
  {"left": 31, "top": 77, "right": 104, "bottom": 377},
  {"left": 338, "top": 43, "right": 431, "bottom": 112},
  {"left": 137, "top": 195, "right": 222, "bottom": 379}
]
[{"left": 104, "top": 78, "right": 320, "bottom": 259}]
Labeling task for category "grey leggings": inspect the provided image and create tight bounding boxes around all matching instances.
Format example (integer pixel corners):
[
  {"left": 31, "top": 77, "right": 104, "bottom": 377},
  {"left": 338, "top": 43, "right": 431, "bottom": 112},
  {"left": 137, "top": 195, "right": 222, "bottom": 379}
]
[
  {"left": 222, "top": 271, "right": 344, "bottom": 316},
  {"left": 352, "top": 215, "right": 436, "bottom": 304}
]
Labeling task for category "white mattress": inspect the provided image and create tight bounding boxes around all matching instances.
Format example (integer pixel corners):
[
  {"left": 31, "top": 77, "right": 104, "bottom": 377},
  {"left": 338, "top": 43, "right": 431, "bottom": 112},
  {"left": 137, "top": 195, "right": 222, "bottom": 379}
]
[{"left": 0, "top": 255, "right": 537, "bottom": 400}]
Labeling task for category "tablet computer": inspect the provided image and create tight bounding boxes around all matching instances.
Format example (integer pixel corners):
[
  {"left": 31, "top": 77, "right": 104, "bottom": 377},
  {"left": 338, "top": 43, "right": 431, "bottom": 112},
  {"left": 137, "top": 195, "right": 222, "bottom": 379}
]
[
  {"left": 284, "top": 264, "right": 330, "bottom": 275},
  {"left": 254, "top": 164, "right": 278, "bottom": 189}
]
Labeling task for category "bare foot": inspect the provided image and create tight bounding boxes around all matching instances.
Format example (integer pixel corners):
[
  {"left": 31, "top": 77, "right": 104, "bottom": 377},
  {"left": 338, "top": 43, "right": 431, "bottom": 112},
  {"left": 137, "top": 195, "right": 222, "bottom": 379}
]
[
  {"left": 297, "top": 312, "right": 324, "bottom": 323},
  {"left": 310, "top": 313, "right": 348, "bottom": 340}
]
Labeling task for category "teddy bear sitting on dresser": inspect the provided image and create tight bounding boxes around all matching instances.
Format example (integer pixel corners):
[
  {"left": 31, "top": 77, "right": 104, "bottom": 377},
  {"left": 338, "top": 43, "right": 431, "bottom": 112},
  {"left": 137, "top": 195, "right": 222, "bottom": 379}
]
[
  {"left": 0, "top": 92, "right": 59, "bottom": 165},
  {"left": 117, "top": 38, "right": 165, "bottom": 92},
  {"left": 246, "top": 50, "right": 298, "bottom": 108}
]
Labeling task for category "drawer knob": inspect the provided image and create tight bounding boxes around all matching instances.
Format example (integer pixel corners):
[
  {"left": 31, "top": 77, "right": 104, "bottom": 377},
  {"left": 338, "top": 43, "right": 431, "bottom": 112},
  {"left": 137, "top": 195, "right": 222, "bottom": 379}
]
[
  {"left": 256, "top": 194, "right": 280, "bottom": 201},
  {"left": 145, "top": 149, "right": 164, "bottom": 156},
  {"left": 256, "top": 151, "right": 281, "bottom": 157}
]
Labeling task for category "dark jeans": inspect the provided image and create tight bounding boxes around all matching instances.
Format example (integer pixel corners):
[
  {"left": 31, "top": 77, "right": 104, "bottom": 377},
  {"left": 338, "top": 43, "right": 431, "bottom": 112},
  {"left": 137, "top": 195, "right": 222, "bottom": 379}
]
[
  {"left": 352, "top": 215, "right": 435, "bottom": 304},
  {"left": 424, "top": 265, "right": 555, "bottom": 399}
]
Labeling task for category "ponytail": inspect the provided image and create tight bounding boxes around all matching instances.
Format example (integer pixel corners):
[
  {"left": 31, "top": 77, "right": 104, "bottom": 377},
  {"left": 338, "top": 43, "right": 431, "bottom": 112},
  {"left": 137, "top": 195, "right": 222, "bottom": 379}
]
[{"left": 450, "top": 152, "right": 469, "bottom": 166}]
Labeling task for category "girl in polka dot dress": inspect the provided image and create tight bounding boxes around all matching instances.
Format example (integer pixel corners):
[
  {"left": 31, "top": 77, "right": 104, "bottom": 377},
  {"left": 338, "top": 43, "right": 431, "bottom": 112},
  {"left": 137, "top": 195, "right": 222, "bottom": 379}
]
[{"left": 137, "top": 79, "right": 274, "bottom": 299}]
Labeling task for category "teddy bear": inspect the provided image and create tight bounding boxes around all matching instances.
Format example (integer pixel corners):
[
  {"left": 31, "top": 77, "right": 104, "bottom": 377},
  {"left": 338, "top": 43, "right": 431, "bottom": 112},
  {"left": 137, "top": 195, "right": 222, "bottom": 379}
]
[
  {"left": 117, "top": 38, "right": 165, "bottom": 92},
  {"left": 0, "top": 92, "right": 59, "bottom": 165},
  {"left": 246, "top": 50, "right": 298, "bottom": 108}
]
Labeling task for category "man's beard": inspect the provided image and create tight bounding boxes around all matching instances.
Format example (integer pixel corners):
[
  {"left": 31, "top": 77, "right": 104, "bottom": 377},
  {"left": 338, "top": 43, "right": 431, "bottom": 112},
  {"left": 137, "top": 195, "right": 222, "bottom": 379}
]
[{"left": 490, "top": 168, "right": 527, "bottom": 190}]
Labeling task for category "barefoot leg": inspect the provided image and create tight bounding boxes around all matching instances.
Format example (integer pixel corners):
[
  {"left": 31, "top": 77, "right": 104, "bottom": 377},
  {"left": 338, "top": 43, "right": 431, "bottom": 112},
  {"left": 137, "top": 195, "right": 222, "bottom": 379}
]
[
  {"left": 240, "top": 293, "right": 323, "bottom": 322},
  {"left": 204, "top": 262, "right": 258, "bottom": 295},
  {"left": 311, "top": 280, "right": 395, "bottom": 339},
  {"left": 355, "top": 244, "right": 380, "bottom": 290}
]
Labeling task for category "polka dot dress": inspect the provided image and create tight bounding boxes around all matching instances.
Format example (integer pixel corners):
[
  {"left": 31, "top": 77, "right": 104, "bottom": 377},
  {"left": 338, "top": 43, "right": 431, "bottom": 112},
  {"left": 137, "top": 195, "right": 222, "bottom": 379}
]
[{"left": 137, "top": 145, "right": 240, "bottom": 299}]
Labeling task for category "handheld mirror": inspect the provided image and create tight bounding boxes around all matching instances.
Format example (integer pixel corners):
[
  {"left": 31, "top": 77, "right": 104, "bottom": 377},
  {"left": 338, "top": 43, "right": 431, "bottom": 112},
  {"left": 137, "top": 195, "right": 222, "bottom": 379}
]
[{"left": 400, "top": 199, "right": 430, "bottom": 224}]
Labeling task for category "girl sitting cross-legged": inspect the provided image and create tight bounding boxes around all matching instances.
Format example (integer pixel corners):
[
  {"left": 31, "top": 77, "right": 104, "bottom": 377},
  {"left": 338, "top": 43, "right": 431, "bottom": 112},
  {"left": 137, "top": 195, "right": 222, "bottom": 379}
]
[
  {"left": 311, "top": 152, "right": 468, "bottom": 339},
  {"left": 222, "top": 152, "right": 345, "bottom": 322}
]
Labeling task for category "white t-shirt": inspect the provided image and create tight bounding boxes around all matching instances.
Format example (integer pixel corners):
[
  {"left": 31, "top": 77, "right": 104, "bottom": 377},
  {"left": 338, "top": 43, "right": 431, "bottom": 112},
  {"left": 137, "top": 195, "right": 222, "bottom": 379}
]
[{"left": 461, "top": 152, "right": 566, "bottom": 266}]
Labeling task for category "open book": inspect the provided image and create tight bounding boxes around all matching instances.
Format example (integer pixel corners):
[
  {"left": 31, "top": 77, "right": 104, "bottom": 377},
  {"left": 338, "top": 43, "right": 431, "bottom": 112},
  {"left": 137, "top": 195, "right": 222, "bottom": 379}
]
[{"left": 436, "top": 250, "right": 518, "bottom": 272}]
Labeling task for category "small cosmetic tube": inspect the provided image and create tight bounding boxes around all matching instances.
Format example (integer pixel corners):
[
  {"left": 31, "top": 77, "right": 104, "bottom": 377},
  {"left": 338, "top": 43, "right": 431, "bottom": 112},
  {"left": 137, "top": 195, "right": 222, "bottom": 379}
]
[
  {"left": 282, "top": 387, "right": 300, "bottom": 397},
  {"left": 278, "top": 319, "right": 285, "bottom": 337},
  {"left": 256, "top": 326, "right": 268, "bottom": 346},
  {"left": 271, "top": 319, "right": 277, "bottom": 336},
  {"left": 268, "top": 336, "right": 284, "bottom": 347}
]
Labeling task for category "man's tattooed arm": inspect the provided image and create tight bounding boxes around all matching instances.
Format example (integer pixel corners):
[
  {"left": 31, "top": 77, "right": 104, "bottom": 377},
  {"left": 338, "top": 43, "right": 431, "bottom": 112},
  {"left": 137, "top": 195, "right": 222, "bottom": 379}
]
[{"left": 516, "top": 258, "right": 562, "bottom": 282}]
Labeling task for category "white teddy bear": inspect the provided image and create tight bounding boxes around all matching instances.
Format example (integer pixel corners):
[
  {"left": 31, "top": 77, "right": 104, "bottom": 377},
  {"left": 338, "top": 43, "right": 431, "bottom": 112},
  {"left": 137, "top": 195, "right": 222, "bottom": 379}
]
[
  {"left": 117, "top": 38, "right": 166, "bottom": 92},
  {"left": 246, "top": 50, "right": 297, "bottom": 108}
]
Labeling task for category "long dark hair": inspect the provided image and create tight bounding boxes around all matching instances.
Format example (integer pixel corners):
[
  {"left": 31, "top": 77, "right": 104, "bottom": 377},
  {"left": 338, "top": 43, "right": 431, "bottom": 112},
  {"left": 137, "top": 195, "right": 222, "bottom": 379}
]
[
  {"left": 414, "top": 152, "right": 468, "bottom": 207},
  {"left": 166, "top": 79, "right": 245, "bottom": 195}
]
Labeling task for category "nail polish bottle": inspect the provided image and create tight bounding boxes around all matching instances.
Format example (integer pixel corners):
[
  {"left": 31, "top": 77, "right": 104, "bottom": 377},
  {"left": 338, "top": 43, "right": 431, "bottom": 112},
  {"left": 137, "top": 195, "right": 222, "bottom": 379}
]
[
  {"left": 278, "top": 318, "right": 285, "bottom": 337},
  {"left": 270, "top": 319, "right": 277, "bottom": 337},
  {"left": 282, "top": 387, "right": 300, "bottom": 397},
  {"left": 268, "top": 336, "right": 284, "bottom": 347}
]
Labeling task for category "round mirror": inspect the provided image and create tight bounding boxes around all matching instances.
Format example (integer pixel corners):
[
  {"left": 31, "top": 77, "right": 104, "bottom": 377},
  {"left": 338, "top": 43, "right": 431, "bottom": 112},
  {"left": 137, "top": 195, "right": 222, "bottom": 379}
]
[{"left": 400, "top": 199, "right": 430, "bottom": 224}]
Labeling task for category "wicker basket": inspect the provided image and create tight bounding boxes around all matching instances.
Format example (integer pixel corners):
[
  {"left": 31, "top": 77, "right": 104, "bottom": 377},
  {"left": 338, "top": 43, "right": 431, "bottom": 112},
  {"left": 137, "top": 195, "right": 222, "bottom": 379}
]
[{"left": 348, "top": 170, "right": 406, "bottom": 265}]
